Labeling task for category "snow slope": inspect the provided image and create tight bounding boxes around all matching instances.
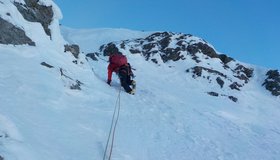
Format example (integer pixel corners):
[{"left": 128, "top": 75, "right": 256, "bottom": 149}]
[
  {"left": 61, "top": 26, "right": 152, "bottom": 53},
  {"left": 2, "top": 26, "right": 280, "bottom": 160},
  {"left": 74, "top": 28, "right": 280, "bottom": 160},
  {"left": 1, "top": 1, "right": 280, "bottom": 159}
]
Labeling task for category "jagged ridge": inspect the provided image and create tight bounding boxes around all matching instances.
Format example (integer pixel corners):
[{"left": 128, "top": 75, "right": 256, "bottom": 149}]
[
  {"left": 98, "top": 31, "right": 255, "bottom": 102},
  {"left": 263, "top": 70, "right": 280, "bottom": 96}
]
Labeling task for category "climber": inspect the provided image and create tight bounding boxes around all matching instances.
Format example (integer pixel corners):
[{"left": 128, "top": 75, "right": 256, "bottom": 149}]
[{"left": 106, "top": 52, "right": 136, "bottom": 95}]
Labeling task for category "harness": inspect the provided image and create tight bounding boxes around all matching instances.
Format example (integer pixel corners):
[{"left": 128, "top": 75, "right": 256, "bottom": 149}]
[{"left": 118, "top": 64, "right": 131, "bottom": 76}]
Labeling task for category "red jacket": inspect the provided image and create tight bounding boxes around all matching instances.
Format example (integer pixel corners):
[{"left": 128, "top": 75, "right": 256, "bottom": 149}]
[
  {"left": 107, "top": 63, "right": 119, "bottom": 82},
  {"left": 107, "top": 63, "right": 134, "bottom": 82}
]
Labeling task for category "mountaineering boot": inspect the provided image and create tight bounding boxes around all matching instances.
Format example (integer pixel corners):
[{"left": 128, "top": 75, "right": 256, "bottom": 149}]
[
  {"left": 129, "top": 89, "right": 135, "bottom": 95},
  {"left": 131, "top": 80, "right": 136, "bottom": 90}
]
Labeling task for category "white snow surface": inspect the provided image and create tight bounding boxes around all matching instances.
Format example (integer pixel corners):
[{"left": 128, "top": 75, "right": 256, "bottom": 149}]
[
  {"left": 61, "top": 26, "right": 153, "bottom": 53},
  {"left": 0, "top": 0, "right": 65, "bottom": 48},
  {"left": 1, "top": 26, "right": 280, "bottom": 160},
  {"left": 1, "top": 2, "right": 280, "bottom": 159}
]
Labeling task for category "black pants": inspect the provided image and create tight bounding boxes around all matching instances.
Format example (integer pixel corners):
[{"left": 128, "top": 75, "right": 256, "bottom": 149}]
[{"left": 118, "top": 66, "right": 133, "bottom": 93}]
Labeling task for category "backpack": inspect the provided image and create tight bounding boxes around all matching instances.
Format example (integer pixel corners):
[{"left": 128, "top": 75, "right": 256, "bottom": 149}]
[{"left": 109, "top": 54, "right": 128, "bottom": 67}]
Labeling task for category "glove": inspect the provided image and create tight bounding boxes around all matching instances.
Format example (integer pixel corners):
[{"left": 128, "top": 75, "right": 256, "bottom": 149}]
[{"left": 107, "top": 79, "right": 111, "bottom": 86}]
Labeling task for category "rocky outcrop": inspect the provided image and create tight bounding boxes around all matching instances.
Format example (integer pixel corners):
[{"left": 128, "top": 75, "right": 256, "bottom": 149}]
[
  {"left": 0, "top": 0, "right": 56, "bottom": 45},
  {"left": 64, "top": 44, "right": 80, "bottom": 59},
  {"left": 86, "top": 53, "right": 99, "bottom": 61},
  {"left": 99, "top": 31, "right": 254, "bottom": 102},
  {"left": 186, "top": 65, "right": 252, "bottom": 92},
  {"left": 14, "top": 0, "right": 54, "bottom": 38},
  {"left": 70, "top": 80, "right": 82, "bottom": 90},
  {"left": 100, "top": 32, "right": 234, "bottom": 66},
  {"left": 187, "top": 66, "right": 227, "bottom": 79},
  {"left": 207, "top": 92, "right": 219, "bottom": 97},
  {"left": 100, "top": 32, "right": 185, "bottom": 61},
  {"left": 41, "top": 62, "right": 54, "bottom": 68},
  {"left": 216, "top": 77, "right": 224, "bottom": 88},
  {"left": 0, "top": 155, "right": 3, "bottom": 160},
  {"left": 229, "top": 82, "right": 243, "bottom": 91},
  {"left": 0, "top": 17, "right": 35, "bottom": 46},
  {"left": 100, "top": 43, "right": 119, "bottom": 56},
  {"left": 233, "top": 64, "right": 253, "bottom": 83},
  {"left": 263, "top": 70, "right": 280, "bottom": 96},
  {"left": 228, "top": 96, "right": 238, "bottom": 102},
  {"left": 207, "top": 92, "right": 238, "bottom": 102},
  {"left": 187, "top": 42, "right": 234, "bottom": 65}
]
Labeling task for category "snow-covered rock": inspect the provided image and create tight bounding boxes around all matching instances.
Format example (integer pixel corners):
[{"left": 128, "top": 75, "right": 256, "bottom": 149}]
[
  {"left": 0, "top": 17, "right": 35, "bottom": 45},
  {"left": 98, "top": 31, "right": 255, "bottom": 101},
  {"left": 0, "top": 0, "right": 64, "bottom": 46},
  {"left": 263, "top": 70, "right": 280, "bottom": 96},
  {"left": 0, "top": 1, "right": 280, "bottom": 159},
  {"left": 0, "top": 1, "right": 93, "bottom": 159}
]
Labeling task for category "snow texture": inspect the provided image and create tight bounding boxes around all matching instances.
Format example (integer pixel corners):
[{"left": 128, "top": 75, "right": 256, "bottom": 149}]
[{"left": 0, "top": 1, "right": 280, "bottom": 160}]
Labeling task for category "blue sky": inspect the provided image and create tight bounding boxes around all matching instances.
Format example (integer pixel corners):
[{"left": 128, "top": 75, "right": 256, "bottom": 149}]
[{"left": 55, "top": 0, "right": 280, "bottom": 70}]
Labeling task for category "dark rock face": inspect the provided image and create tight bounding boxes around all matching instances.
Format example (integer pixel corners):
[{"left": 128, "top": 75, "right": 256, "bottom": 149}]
[
  {"left": 208, "top": 92, "right": 219, "bottom": 97},
  {"left": 187, "top": 42, "right": 217, "bottom": 58},
  {"left": 86, "top": 53, "right": 99, "bottom": 61},
  {"left": 100, "top": 32, "right": 186, "bottom": 62},
  {"left": 206, "top": 92, "right": 238, "bottom": 102},
  {"left": 100, "top": 32, "right": 234, "bottom": 66},
  {"left": 143, "top": 32, "right": 186, "bottom": 62},
  {"left": 0, "top": 17, "right": 35, "bottom": 46},
  {"left": 229, "top": 82, "right": 242, "bottom": 91},
  {"left": 216, "top": 77, "right": 224, "bottom": 88},
  {"left": 0, "top": 155, "right": 4, "bottom": 160},
  {"left": 219, "top": 54, "right": 234, "bottom": 64},
  {"left": 161, "top": 47, "right": 183, "bottom": 63},
  {"left": 151, "top": 58, "right": 158, "bottom": 64},
  {"left": 64, "top": 44, "right": 80, "bottom": 59},
  {"left": 14, "top": 0, "right": 54, "bottom": 37},
  {"left": 228, "top": 96, "right": 238, "bottom": 102},
  {"left": 263, "top": 70, "right": 280, "bottom": 96},
  {"left": 41, "top": 62, "right": 54, "bottom": 68},
  {"left": 70, "top": 80, "right": 82, "bottom": 90},
  {"left": 187, "top": 66, "right": 227, "bottom": 79},
  {"left": 234, "top": 64, "right": 253, "bottom": 83},
  {"left": 129, "top": 48, "right": 141, "bottom": 54},
  {"left": 100, "top": 43, "right": 120, "bottom": 56},
  {"left": 187, "top": 65, "right": 252, "bottom": 92},
  {"left": 187, "top": 42, "right": 234, "bottom": 64}
]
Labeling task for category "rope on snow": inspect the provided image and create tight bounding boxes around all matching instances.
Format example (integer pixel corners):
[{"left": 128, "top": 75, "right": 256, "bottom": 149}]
[{"left": 103, "top": 86, "right": 122, "bottom": 160}]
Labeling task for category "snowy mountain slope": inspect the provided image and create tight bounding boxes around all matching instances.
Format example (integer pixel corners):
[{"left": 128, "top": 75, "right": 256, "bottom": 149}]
[
  {"left": 86, "top": 52, "right": 280, "bottom": 160},
  {"left": 1, "top": 1, "right": 280, "bottom": 160},
  {"left": 60, "top": 27, "right": 280, "bottom": 159},
  {"left": 98, "top": 32, "right": 255, "bottom": 102},
  {"left": 0, "top": 0, "right": 105, "bottom": 159}
]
